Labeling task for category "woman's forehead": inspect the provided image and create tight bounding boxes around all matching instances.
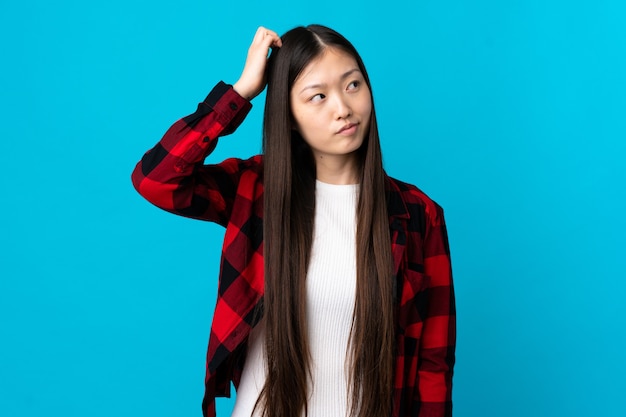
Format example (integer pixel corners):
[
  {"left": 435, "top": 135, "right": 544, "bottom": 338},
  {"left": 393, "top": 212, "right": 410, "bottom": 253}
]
[{"left": 293, "top": 48, "right": 361, "bottom": 87}]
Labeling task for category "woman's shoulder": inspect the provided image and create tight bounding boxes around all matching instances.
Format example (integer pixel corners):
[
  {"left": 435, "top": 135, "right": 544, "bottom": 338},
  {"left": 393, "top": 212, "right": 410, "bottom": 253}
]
[{"left": 385, "top": 175, "right": 445, "bottom": 223}]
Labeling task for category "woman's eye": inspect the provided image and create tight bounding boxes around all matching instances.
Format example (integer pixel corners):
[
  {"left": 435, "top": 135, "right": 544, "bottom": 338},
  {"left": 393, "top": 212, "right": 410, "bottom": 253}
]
[
  {"left": 347, "top": 81, "right": 360, "bottom": 90},
  {"left": 310, "top": 93, "right": 325, "bottom": 102}
]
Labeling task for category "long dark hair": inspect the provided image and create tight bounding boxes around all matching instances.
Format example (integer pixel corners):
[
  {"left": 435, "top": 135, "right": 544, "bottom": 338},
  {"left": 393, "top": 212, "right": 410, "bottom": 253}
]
[{"left": 261, "top": 24, "right": 394, "bottom": 417}]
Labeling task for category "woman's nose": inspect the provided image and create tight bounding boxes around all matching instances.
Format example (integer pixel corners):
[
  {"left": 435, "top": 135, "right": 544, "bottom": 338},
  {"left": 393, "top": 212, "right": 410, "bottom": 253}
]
[{"left": 334, "top": 96, "right": 352, "bottom": 119}]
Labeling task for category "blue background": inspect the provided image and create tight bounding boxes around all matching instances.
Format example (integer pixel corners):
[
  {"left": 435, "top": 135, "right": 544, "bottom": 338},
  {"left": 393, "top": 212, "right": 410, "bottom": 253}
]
[{"left": 1, "top": 0, "right": 625, "bottom": 416}]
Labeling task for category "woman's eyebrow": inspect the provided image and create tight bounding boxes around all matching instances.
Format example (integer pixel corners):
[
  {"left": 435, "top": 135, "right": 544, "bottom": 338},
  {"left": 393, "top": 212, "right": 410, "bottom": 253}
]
[{"left": 299, "top": 68, "right": 361, "bottom": 94}]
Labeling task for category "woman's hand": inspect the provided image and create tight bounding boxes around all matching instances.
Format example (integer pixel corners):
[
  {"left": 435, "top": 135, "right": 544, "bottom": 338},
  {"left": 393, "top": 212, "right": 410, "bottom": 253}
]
[{"left": 233, "top": 26, "right": 282, "bottom": 100}]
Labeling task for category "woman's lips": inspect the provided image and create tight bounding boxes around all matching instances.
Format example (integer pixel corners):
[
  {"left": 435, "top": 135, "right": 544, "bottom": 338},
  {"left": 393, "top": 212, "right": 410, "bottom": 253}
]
[{"left": 337, "top": 123, "right": 358, "bottom": 135}]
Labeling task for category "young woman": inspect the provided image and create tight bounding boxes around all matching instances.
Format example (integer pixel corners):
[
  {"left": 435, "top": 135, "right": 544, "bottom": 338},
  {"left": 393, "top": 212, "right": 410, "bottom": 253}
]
[{"left": 132, "top": 24, "right": 455, "bottom": 417}]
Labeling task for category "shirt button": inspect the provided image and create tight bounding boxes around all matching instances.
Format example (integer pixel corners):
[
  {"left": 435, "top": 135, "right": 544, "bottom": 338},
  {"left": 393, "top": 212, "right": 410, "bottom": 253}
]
[
  {"left": 203, "top": 136, "right": 210, "bottom": 142},
  {"left": 229, "top": 102, "right": 238, "bottom": 111}
]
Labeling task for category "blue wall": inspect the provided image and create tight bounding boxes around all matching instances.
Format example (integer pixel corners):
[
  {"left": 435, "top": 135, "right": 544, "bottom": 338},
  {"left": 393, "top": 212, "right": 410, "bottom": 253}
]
[{"left": 1, "top": 1, "right": 624, "bottom": 416}]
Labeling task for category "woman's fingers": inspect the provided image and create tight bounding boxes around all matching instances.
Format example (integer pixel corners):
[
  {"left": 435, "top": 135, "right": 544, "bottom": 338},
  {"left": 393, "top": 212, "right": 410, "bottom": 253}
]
[
  {"left": 233, "top": 26, "right": 282, "bottom": 100},
  {"left": 255, "top": 27, "right": 282, "bottom": 49}
]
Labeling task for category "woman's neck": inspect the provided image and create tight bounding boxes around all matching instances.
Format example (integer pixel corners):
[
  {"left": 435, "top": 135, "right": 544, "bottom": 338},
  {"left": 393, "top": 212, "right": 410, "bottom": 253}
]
[{"left": 313, "top": 153, "right": 360, "bottom": 185}]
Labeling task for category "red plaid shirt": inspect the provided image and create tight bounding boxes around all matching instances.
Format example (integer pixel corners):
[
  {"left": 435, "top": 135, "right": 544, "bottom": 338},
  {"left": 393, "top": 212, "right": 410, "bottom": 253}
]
[{"left": 132, "top": 82, "right": 456, "bottom": 417}]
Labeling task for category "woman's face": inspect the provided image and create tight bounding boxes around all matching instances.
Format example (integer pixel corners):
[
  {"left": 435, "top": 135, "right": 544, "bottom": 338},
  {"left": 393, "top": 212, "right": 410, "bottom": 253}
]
[{"left": 290, "top": 47, "right": 372, "bottom": 164}]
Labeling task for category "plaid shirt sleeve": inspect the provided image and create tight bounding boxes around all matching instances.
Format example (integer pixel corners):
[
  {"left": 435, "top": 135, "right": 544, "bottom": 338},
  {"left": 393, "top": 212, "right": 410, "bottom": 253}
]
[
  {"left": 418, "top": 202, "right": 455, "bottom": 417},
  {"left": 390, "top": 178, "right": 455, "bottom": 417},
  {"left": 131, "top": 81, "right": 257, "bottom": 226}
]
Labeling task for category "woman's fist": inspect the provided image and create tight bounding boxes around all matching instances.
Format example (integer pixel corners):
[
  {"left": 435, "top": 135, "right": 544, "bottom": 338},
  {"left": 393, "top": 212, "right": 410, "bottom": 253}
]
[{"left": 233, "top": 26, "right": 282, "bottom": 100}]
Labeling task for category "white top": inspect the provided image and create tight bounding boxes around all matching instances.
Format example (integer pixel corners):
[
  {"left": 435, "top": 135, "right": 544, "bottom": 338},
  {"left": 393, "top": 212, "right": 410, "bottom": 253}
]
[{"left": 230, "top": 180, "right": 359, "bottom": 417}]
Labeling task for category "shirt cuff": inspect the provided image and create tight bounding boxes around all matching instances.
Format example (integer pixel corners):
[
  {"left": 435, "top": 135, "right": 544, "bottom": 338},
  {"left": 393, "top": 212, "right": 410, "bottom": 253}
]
[{"left": 204, "top": 81, "right": 253, "bottom": 136}]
